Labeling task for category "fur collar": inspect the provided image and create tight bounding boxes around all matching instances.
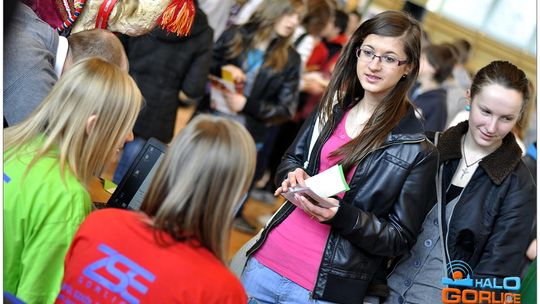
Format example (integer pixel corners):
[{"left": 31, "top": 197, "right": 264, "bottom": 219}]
[{"left": 438, "top": 121, "right": 522, "bottom": 185}]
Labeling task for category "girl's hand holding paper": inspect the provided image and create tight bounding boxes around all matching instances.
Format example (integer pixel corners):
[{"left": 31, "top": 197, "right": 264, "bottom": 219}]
[
  {"left": 298, "top": 194, "right": 339, "bottom": 222},
  {"left": 277, "top": 164, "right": 349, "bottom": 221}
]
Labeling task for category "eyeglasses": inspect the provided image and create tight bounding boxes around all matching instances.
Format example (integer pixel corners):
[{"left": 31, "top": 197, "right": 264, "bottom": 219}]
[{"left": 356, "top": 47, "right": 408, "bottom": 67}]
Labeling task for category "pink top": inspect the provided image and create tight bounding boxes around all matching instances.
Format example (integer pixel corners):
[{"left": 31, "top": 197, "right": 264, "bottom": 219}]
[{"left": 254, "top": 110, "right": 356, "bottom": 290}]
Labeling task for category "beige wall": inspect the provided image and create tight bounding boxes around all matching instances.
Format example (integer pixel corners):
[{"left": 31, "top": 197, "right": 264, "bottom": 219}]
[{"left": 363, "top": 0, "right": 537, "bottom": 90}]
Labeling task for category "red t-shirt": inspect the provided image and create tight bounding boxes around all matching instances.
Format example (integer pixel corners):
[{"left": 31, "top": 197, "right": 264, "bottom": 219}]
[{"left": 56, "top": 209, "right": 247, "bottom": 304}]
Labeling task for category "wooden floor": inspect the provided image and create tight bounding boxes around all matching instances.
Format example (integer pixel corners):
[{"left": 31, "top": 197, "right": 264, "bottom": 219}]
[{"left": 227, "top": 196, "right": 284, "bottom": 260}]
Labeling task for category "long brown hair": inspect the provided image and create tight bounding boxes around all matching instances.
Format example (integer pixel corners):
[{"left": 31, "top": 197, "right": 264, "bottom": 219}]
[
  {"left": 226, "top": 0, "right": 304, "bottom": 71},
  {"left": 140, "top": 115, "right": 256, "bottom": 263},
  {"left": 319, "top": 10, "right": 422, "bottom": 172}
]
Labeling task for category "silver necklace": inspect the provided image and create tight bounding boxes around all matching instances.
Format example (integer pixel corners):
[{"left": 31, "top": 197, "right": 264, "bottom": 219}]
[{"left": 460, "top": 136, "right": 483, "bottom": 179}]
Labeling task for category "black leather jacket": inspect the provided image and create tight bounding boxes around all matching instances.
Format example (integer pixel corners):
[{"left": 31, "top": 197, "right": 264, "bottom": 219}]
[
  {"left": 211, "top": 25, "right": 301, "bottom": 143},
  {"left": 247, "top": 104, "right": 438, "bottom": 303},
  {"left": 438, "top": 122, "right": 536, "bottom": 279}
]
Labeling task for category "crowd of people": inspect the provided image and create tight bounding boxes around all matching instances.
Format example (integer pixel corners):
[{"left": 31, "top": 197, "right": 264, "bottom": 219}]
[{"left": 3, "top": 0, "right": 536, "bottom": 303}]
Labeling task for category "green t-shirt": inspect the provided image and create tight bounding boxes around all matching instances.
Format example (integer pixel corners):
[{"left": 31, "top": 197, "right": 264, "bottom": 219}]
[
  {"left": 521, "top": 259, "right": 537, "bottom": 304},
  {"left": 4, "top": 140, "right": 92, "bottom": 303}
]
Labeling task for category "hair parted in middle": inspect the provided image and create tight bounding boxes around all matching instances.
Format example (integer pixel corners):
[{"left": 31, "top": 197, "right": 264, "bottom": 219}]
[
  {"left": 319, "top": 10, "right": 422, "bottom": 172},
  {"left": 4, "top": 57, "right": 142, "bottom": 186},
  {"left": 140, "top": 114, "right": 257, "bottom": 263},
  {"left": 226, "top": 0, "right": 305, "bottom": 71}
]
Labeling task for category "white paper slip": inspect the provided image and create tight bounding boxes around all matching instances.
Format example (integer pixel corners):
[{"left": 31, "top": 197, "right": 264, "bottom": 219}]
[
  {"left": 281, "top": 187, "right": 339, "bottom": 208},
  {"left": 305, "top": 164, "right": 350, "bottom": 197}
]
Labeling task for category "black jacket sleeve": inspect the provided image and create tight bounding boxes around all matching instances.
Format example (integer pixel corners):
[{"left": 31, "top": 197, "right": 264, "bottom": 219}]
[
  {"left": 327, "top": 145, "right": 438, "bottom": 256},
  {"left": 210, "top": 27, "right": 237, "bottom": 77},
  {"left": 181, "top": 26, "right": 214, "bottom": 100},
  {"left": 474, "top": 165, "right": 536, "bottom": 278}
]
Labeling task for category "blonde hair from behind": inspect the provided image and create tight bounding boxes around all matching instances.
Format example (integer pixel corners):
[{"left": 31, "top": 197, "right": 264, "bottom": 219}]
[
  {"left": 4, "top": 57, "right": 142, "bottom": 186},
  {"left": 140, "top": 115, "right": 257, "bottom": 263}
]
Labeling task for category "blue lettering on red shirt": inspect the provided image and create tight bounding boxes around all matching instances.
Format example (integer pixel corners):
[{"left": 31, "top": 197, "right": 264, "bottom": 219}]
[{"left": 82, "top": 244, "right": 156, "bottom": 304}]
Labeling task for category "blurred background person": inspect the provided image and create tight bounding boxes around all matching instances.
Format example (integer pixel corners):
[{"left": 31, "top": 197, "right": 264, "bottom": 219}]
[
  {"left": 292, "top": 0, "right": 336, "bottom": 69},
  {"left": 207, "top": 0, "right": 304, "bottom": 233},
  {"left": 410, "top": 43, "right": 456, "bottom": 132},
  {"left": 452, "top": 38, "right": 473, "bottom": 90},
  {"left": 113, "top": 3, "right": 214, "bottom": 184},
  {"left": 345, "top": 10, "right": 362, "bottom": 38},
  {"left": 259, "top": 8, "right": 351, "bottom": 208},
  {"left": 441, "top": 42, "right": 468, "bottom": 129}
]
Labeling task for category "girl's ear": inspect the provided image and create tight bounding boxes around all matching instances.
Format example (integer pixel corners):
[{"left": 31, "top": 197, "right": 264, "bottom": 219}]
[
  {"left": 404, "top": 63, "right": 413, "bottom": 76},
  {"left": 85, "top": 115, "right": 98, "bottom": 136}
]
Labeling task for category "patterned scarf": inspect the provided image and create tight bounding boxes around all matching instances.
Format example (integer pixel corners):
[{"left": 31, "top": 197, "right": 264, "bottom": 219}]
[{"left": 21, "top": 0, "right": 195, "bottom": 36}]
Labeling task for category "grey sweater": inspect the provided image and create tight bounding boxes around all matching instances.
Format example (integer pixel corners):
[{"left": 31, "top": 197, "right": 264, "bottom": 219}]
[{"left": 4, "top": 3, "right": 59, "bottom": 125}]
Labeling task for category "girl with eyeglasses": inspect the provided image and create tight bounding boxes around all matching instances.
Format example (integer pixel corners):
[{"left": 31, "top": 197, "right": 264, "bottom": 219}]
[
  {"left": 239, "top": 11, "right": 438, "bottom": 304},
  {"left": 387, "top": 61, "right": 535, "bottom": 303}
]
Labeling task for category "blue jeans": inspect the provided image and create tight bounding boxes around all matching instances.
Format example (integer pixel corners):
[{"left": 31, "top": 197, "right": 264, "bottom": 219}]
[
  {"left": 113, "top": 137, "right": 146, "bottom": 184},
  {"left": 241, "top": 258, "right": 335, "bottom": 304},
  {"left": 242, "top": 258, "right": 380, "bottom": 304}
]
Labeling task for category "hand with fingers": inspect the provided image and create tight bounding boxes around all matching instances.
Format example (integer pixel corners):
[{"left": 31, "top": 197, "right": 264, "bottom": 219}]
[
  {"left": 297, "top": 194, "right": 338, "bottom": 222},
  {"left": 222, "top": 64, "right": 246, "bottom": 84},
  {"left": 274, "top": 168, "right": 311, "bottom": 196},
  {"left": 224, "top": 91, "right": 247, "bottom": 113}
]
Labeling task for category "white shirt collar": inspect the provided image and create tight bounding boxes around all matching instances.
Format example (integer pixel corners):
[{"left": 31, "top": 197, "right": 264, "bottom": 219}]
[{"left": 54, "top": 36, "right": 69, "bottom": 77}]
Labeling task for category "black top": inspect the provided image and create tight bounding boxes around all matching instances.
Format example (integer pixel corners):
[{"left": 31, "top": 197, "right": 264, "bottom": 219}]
[
  {"left": 446, "top": 184, "right": 463, "bottom": 203},
  {"left": 120, "top": 6, "right": 214, "bottom": 143}
]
